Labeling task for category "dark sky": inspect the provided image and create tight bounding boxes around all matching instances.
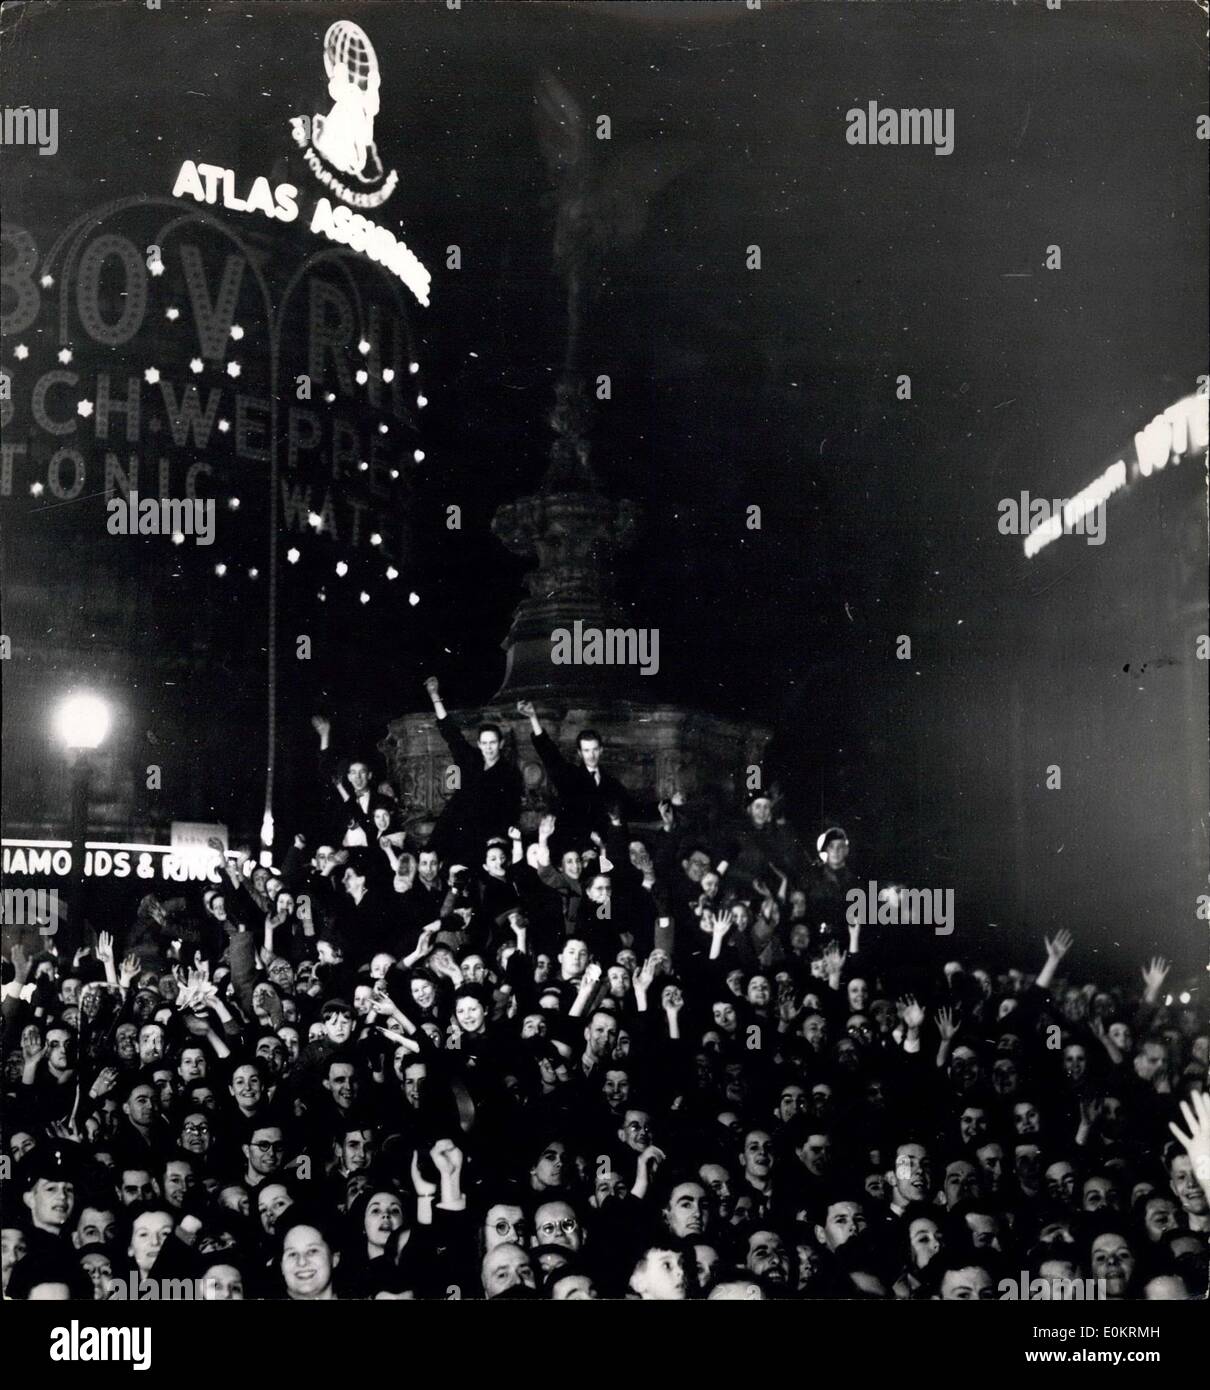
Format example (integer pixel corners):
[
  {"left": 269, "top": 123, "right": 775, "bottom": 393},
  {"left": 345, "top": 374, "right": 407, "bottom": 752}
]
[{"left": 3, "top": 1, "right": 1207, "bottom": 902}]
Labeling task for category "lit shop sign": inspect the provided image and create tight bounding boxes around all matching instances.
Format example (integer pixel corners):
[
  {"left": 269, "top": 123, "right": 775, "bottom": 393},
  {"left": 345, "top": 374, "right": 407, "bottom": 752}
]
[
  {"left": 169, "top": 20, "right": 429, "bottom": 306},
  {"left": 1024, "top": 393, "right": 1209, "bottom": 558},
  {"left": 1, "top": 840, "right": 223, "bottom": 884}
]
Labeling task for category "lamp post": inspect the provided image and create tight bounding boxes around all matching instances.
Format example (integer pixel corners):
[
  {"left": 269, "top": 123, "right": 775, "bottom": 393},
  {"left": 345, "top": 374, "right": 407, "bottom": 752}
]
[{"left": 52, "top": 692, "right": 111, "bottom": 953}]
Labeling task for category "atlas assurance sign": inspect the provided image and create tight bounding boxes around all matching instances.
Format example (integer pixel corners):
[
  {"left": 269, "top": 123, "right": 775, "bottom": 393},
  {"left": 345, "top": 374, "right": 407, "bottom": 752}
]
[{"left": 169, "top": 20, "right": 429, "bottom": 306}]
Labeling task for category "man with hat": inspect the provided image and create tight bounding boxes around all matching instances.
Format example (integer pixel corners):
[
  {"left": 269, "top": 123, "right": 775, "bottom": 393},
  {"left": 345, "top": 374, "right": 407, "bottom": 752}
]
[
  {"left": 730, "top": 791, "right": 805, "bottom": 896},
  {"left": 808, "top": 826, "right": 857, "bottom": 936},
  {"left": 20, "top": 1142, "right": 81, "bottom": 1254}
]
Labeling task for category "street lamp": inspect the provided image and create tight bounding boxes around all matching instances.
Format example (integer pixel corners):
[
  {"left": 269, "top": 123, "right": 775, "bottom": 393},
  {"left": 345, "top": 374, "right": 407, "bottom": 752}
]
[
  {"left": 53, "top": 692, "right": 112, "bottom": 751},
  {"left": 53, "top": 692, "right": 111, "bottom": 951}
]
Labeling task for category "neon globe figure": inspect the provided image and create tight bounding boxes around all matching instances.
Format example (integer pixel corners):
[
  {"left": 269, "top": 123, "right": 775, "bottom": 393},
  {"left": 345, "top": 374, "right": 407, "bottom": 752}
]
[{"left": 313, "top": 21, "right": 384, "bottom": 182}]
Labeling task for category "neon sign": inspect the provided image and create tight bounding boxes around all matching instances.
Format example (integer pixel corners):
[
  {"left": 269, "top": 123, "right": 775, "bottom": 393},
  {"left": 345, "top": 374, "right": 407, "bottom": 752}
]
[
  {"left": 167, "top": 20, "right": 428, "bottom": 305},
  {"left": 1024, "top": 393, "right": 1208, "bottom": 558},
  {"left": 290, "top": 21, "right": 399, "bottom": 210}
]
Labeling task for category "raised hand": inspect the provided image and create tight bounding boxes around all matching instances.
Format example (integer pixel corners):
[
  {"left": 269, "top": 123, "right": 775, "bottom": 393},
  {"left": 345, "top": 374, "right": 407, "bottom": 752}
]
[
  {"left": 430, "top": 1138, "right": 464, "bottom": 1179},
  {"left": 579, "top": 962, "right": 603, "bottom": 993},
  {"left": 310, "top": 714, "right": 330, "bottom": 738},
  {"left": 900, "top": 996, "right": 926, "bottom": 1031},
  {"left": 118, "top": 954, "right": 140, "bottom": 989},
  {"left": 95, "top": 932, "right": 114, "bottom": 965},
  {"left": 516, "top": 700, "right": 537, "bottom": 720},
  {"left": 89, "top": 1066, "right": 120, "bottom": 1100},
  {"left": 1140, "top": 956, "right": 1170, "bottom": 997},
  {"left": 823, "top": 943, "right": 847, "bottom": 978},
  {"left": 507, "top": 825, "right": 522, "bottom": 842},
  {"left": 711, "top": 908, "right": 735, "bottom": 939},
  {"left": 935, "top": 1006, "right": 959, "bottom": 1042},
  {"left": 1168, "top": 1091, "right": 1210, "bottom": 1190},
  {"left": 634, "top": 957, "right": 657, "bottom": 994},
  {"left": 637, "top": 1145, "right": 665, "bottom": 1177},
  {"left": 423, "top": 676, "right": 440, "bottom": 699},
  {"left": 1044, "top": 929, "right": 1074, "bottom": 964}
]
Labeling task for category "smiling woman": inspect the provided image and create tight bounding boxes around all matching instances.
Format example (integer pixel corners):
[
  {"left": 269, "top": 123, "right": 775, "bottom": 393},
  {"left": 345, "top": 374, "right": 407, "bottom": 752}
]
[{"left": 278, "top": 1216, "right": 339, "bottom": 1300}]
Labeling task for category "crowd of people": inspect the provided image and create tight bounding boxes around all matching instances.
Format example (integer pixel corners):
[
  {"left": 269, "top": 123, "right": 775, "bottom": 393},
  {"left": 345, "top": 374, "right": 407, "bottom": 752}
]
[{"left": 2, "top": 681, "right": 1207, "bottom": 1302}]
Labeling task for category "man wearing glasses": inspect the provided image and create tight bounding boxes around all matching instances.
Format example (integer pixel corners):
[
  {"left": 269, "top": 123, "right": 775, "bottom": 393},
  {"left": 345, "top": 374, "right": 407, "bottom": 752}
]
[
  {"left": 532, "top": 1199, "right": 583, "bottom": 1253},
  {"left": 242, "top": 1121, "right": 287, "bottom": 1191},
  {"left": 177, "top": 1112, "right": 212, "bottom": 1161}
]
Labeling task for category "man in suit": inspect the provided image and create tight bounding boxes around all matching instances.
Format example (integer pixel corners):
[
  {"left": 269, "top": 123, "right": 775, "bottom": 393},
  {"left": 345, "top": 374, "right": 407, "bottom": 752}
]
[
  {"left": 312, "top": 715, "right": 392, "bottom": 848},
  {"left": 423, "top": 678, "right": 523, "bottom": 862},
  {"left": 517, "top": 701, "right": 640, "bottom": 847}
]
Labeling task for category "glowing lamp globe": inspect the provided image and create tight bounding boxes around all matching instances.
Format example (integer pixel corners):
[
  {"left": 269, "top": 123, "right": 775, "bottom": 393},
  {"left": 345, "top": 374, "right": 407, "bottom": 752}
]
[{"left": 54, "top": 693, "right": 111, "bottom": 750}]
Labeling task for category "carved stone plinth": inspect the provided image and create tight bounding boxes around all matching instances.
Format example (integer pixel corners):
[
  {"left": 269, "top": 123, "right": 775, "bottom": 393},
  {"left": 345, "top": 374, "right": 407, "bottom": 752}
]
[
  {"left": 490, "top": 490, "right": 641, "bottom": 700},
  {"left": 381, "top": 701, "right": 771, "bottom": 843}
]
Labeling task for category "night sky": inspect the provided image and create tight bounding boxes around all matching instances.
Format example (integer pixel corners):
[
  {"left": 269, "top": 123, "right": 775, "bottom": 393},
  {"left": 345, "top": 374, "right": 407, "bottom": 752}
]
[{"left": 3, "top": 1, "right": 1206, "bottom": 969}]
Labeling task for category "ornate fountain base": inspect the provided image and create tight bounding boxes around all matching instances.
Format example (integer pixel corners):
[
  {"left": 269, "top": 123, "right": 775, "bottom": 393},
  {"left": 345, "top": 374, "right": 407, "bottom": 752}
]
[{"left": 381, "top": 699, "right": 771, "bottom": 841}]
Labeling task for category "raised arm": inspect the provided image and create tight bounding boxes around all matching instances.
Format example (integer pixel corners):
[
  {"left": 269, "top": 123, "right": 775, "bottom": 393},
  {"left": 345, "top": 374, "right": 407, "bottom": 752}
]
[
  {"left": 517, "top": 699, "right": 544, "bottom": 739},
  {"left": 1036, "top": 930, "right": 1073, "bottom": 994},
  {"left": 1168, "top": 1091, "right": 1210, "bottom": 1207},
  {"left": 424, "top": 676, "right": 449, "bottom": 723},
  {"left": 535, "top": 815, "right": 557, "bottom": 873}
]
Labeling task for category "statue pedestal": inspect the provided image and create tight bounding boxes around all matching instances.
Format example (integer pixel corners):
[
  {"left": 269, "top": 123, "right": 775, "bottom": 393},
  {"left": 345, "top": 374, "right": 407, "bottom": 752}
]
[
  {"left": 386, "top": 379, "right": 770, "bottom": 842},
  {"left": 381, "top": 700, "right": 771, "bottom": 841}
]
